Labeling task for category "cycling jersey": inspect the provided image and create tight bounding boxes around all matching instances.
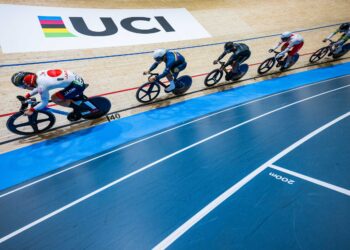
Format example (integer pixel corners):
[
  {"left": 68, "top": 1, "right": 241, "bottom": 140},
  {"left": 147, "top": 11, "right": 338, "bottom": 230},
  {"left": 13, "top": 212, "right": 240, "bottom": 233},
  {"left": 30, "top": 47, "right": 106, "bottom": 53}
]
[
  {"left": 149, "top": 51, "right": 186, "bottom": 80},
  {"left": 27, "top": 69, "right": 84, "bottom": 110},
  {"left": 274, "top": 33, "right": 304, "bottom": 54},
  {"left": 327, "top": 28, "right": 350, "bottom": 43},
  {"left": 217, "top": 43, "right": 251, "bottom": 68}
]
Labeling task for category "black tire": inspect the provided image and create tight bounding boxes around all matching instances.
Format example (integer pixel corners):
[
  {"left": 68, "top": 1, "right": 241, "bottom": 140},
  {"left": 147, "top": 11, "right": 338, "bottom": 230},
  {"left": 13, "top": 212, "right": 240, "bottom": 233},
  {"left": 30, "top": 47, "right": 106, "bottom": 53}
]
[
  {"left": 204, "top": 69, "right": 223, "bottom": 87},
  {"left": 257, "top": 57, "right": 276, "bottom": 75},
  {"left": 309, "top": 47, "right": 329, "bottom": 63},
  {"left": 136, "top": 82, "right": 160, "bottom": 103},
  {"left": 81, "top": 96, "right": 111, "bottom": 120},
  {"left": 6, "top": 111, "right": 56, "bottom": 135},
  {"left": 332, "top": 45, "right": 349, "bottom": 59},
  {"left": 172, "top": 75, "right": 192, "bottom": 95}
]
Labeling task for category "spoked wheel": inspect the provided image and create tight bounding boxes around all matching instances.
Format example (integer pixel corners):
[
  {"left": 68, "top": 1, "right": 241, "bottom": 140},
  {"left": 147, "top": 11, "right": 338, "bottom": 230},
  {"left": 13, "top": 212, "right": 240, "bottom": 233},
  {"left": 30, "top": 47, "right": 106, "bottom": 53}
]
[
  {"left": 257, "top": 57, "right": 276, "bottom": 75},
  {"left": 309, "top": 47, "right": 329, "bottom": 63},
  {"left": 332, "top": 44, "right": 350, "bottom": 59},
  {"left": 204, "top": 69, "right": 223, "bottom": 87},
  {"left": 6, "top": 111, "right": 56, "bottom": 135},
  {"left": 136, "top": 82, "right": 161, "bottom": 103},
  {"left": 172, "top": 75, "right": 192, "bottom": 96}
]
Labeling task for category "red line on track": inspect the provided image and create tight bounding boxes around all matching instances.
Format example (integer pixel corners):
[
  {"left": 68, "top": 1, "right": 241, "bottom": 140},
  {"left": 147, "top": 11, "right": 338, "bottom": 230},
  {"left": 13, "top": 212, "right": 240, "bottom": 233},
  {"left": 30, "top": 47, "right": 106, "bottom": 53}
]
[{"left": 0, "top": 51, "right": 320, "bottom": 118}]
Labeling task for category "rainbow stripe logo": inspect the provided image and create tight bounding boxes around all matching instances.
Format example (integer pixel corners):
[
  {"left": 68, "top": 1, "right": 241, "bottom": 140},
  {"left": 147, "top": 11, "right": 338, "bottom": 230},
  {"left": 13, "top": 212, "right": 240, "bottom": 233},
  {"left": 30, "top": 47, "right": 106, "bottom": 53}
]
[{"left": 38, "top": 16, "right": 75, "bottom": 38}]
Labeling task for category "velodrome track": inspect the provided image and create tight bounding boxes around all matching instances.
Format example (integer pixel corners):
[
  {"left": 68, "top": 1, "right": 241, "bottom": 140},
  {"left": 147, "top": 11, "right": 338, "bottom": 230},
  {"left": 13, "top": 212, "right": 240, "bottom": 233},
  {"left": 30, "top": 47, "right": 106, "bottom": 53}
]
[
  {"left": 0, "top": 72, "right": 349, "bottom": 249},
  {"left": 0, "top": 0, "right": 349, "bottom": 249}
]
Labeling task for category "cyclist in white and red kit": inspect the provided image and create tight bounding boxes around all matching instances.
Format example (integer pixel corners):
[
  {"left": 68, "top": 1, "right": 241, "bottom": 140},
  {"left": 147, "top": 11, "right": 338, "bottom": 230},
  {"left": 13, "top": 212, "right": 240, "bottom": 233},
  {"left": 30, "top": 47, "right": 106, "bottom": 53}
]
[
  {"left": 269, "top": 31, "right": 304, "bottom": 68},
  {"left": 11, "top": 69, "right": 97, "bottom": 116}
]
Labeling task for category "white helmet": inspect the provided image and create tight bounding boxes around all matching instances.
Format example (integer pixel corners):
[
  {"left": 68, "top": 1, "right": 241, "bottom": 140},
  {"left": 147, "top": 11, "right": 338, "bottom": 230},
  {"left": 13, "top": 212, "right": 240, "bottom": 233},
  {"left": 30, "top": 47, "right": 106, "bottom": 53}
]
[
  {"left": 281, "top": 31, "right": 292, "bottom": 41},
  {"left": 153, "top": 49, "right": 167, "bottom": 62}
]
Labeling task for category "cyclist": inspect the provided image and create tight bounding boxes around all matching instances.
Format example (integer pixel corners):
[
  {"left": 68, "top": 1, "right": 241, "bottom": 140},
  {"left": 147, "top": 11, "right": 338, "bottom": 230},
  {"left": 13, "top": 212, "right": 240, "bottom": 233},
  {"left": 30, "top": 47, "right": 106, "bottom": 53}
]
[
  {"left": 143, "top": 49, "right": 187, "bottom": 92},
  {"left": 269, "top": 31, "right": 304, "bottom": 68},
  {"left": 11, "top": 69, "right": 97, "bottom": 116},
  {"left": 323, "top": 23, "right": 350, "bottom": 54},
  {"left": 213, "top": 42, "right": 251, "bottom": 79}
]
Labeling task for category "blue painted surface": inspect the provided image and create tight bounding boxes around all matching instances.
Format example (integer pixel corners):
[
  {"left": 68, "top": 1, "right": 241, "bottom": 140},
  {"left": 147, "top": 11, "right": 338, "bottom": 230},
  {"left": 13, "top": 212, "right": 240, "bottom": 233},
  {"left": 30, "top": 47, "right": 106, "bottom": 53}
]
[
  {"left": 0, "top": 23, "right": 342, "bottom": 68},
  {"left": 276, "top": 116, "right": 350, "bottom": 189},
  {"left": 0, "top": 76, "right": 348, "bottom": 249},
  {"left": 0, "top": 62, "right": 349, "bottom": 191},
  {"left": 0, "top": 74, "right": 349, "bottom": 249},
  {"left": 170, "top": 168, "right": 350, "bottom": 250}
]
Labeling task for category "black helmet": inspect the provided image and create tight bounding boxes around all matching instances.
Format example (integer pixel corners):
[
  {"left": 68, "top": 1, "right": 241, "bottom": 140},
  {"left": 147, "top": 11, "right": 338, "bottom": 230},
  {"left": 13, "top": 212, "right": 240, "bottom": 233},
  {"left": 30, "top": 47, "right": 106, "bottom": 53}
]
[
  {"left": 224, "top": 42, "right": 235, "bottom": 51},
  {"left": 339, "top": 23, "right": 350, "bottom": 32},
  {"left": 11, "top": 71, "right": 34, "bottom": 88}
]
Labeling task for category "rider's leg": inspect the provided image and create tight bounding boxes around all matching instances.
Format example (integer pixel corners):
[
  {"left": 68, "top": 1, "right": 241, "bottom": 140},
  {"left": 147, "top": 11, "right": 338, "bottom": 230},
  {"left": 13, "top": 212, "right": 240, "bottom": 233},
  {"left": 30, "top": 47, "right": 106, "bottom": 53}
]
[
  {"left": 234, "top": 51, "right": 251, "bottom": 73},
  {"left": 51, "top": 93, "right": 72, "bottom": 107},
  {"left": 165, "top": 74, "right": 176, "bottom": 92},
  {"left": 54, "top": 83, "right": 98, "bottom": 114},
  {"left": 166, "top": 62, "right": 187, "bottom": 92},
  {"left": 334, "top": 40, "right": 345, "bottom": 54},
  {"left": 285, "top": 42, "right": 303, "bottom": 68},
  {"left": 284, "top": 55, "right": 293, "bottom": 68}
]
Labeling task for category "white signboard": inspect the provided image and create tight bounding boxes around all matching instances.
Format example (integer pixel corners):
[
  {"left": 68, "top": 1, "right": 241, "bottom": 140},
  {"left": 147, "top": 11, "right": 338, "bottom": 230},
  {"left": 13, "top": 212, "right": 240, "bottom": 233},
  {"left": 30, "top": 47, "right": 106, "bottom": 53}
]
[{"left": 0, "top": 4, "right": 211, "bottom": 53}]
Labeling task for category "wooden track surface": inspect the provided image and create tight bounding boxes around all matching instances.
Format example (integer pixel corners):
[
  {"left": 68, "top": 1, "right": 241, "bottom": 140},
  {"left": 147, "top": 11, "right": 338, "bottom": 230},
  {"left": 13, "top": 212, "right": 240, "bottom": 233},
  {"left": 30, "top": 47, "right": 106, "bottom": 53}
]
[{"left": 0, "top": 0, "right": 349, "bottom": 152}]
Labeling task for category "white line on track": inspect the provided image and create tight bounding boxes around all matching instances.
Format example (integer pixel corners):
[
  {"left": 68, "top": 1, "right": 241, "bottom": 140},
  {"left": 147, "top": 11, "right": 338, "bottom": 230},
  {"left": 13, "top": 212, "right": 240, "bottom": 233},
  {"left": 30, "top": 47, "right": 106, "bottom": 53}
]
[
  {"left": 0, "top": 86, "right": 349, "bottom": 244},
  {"left": 153, "top": 111, "right": 350, "bottom": 250},
  {"left": 1, "top": 75, "right": 349, "bottom": 199},
  {"left": 270, "top": 164, "right": 350, "bottom": 196}
]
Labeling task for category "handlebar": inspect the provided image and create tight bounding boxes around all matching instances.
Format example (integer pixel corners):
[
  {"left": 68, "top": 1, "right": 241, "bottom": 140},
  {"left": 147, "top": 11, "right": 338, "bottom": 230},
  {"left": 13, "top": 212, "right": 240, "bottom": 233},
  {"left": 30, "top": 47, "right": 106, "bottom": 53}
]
[
  {"left": 16, "top": 95, "right": 38, "bottom": 112},
  {"left": 143, "top": 72, "right": 160, "bottom": 82}
]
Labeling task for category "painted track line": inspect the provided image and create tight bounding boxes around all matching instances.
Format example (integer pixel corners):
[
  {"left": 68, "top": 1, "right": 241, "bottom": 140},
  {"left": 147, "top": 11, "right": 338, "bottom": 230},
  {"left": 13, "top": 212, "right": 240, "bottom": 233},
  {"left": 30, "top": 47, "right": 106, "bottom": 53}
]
[
  {"left": 0, "top": 75, "right": 349, "bottom": 199},
  {"left": 0, "top": 88, "right": 349, "bottom": 244},
  {"left": 270, "top": 164, "right": 350, "bottom": 196},
  {"left": 153, "top": 112, "right": 350, "bottom": 250}
]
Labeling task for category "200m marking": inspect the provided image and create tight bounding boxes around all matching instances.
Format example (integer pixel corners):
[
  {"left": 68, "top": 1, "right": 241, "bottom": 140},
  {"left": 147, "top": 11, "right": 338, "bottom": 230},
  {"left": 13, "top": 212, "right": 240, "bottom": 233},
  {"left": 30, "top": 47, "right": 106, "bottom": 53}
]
[{"left": 269, "top": 172, "right": 295, "bottom": 185}]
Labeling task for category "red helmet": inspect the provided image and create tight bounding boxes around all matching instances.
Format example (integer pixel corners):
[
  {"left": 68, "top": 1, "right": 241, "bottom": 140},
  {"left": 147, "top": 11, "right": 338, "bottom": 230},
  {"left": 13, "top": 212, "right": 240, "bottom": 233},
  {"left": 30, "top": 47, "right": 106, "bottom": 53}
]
[{"left": 11, "top": 72, "right": 37, "bottom": 88}]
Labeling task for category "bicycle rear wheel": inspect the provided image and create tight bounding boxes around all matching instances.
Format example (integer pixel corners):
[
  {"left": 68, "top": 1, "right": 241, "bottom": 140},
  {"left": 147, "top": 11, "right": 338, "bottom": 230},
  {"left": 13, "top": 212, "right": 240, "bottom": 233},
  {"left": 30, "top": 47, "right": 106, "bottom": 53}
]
[
  {"left": 173, "top": 76, "right": 192, "bottom": 95},
  {"left": 332, "top": 44, "right": 350, "bottom": 59}
]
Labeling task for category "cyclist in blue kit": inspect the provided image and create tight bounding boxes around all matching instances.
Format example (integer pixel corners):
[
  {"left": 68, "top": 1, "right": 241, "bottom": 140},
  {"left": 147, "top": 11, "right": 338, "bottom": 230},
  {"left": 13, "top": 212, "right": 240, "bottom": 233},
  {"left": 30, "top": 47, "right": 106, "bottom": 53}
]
[{"left": 144, "top": 49, "right": 187, "bottom": 92}]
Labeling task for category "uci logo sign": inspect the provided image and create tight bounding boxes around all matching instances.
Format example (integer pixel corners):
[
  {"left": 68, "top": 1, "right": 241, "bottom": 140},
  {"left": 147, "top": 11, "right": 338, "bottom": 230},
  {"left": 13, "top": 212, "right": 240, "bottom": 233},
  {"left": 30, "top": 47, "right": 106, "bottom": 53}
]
[{"left": 38, "top": 15, "right": 175, "bottom": 38}]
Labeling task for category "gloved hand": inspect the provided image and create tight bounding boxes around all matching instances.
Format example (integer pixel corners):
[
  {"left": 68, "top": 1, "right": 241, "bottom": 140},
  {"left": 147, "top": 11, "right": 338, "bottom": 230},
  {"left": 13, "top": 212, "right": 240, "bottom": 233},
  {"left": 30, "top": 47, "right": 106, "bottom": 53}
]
[
  {"left": 268, "top": 49, "right": 274, "bottom": 53},
  {"left": 143, "top": 70, "right": 150, "bottom": 75},
  {"left": 213, "top": 60, "right": 218, "bottom": 65},
  {"left": 276, "top": 52, "right": 285, "bottom": 59},
  {"left": 149, "top": 76, "right": 157, "bottom": 82}
]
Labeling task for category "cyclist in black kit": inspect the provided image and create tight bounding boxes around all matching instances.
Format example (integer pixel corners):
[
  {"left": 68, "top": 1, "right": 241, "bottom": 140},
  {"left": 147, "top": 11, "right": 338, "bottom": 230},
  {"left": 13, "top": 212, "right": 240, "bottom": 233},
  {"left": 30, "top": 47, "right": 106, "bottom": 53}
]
[{"left": 213, "top": 42, "right": 251, "bottom": 79}]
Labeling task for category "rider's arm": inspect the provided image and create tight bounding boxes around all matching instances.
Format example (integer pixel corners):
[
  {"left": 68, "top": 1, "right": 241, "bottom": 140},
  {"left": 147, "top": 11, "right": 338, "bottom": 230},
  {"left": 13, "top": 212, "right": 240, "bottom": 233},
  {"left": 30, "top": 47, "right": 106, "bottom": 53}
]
[
  {"left": 149, "top": 62, "right": 159, "bottom": 72},
  {"left": 271, "top": 41, "right": 282, "bottom": 51},
  {"left": 25, "top": 88, "right": 39, "bottom": 98},
  {"left": 337, "top": 31, "right": 350, "bottom": 44},
  {"left": 217, "top": 51, "right": 227, "bottom": 61},
  {"left": 326, "top": 29, "right": 339, "bottom": 40},
  {"left": 31, "top": 87, "right": 50, "bottom": 111},
  {"left": 156, "top": 53, "right": 176, "bottom": 80},
  {"left": 280, "top": 39, "right": 299, "bottom": 55}
]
